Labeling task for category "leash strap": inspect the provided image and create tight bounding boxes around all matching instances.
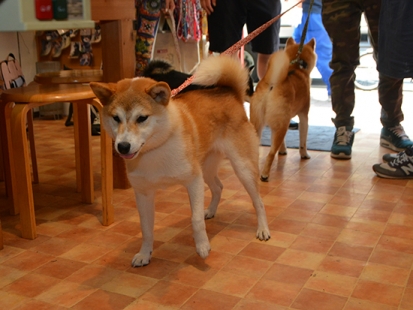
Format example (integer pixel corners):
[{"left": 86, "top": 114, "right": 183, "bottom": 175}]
[
  {"left": 171, "top": 0, "right": 304, "bottom": 96},
  {"left": 291, "top": 0, "right": 314, "bottom": 66}
]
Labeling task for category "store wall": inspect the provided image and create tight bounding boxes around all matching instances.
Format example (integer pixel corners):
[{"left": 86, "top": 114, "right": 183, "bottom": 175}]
[{"left": 0, "top": 31, "right": 38, "bottom": 84}]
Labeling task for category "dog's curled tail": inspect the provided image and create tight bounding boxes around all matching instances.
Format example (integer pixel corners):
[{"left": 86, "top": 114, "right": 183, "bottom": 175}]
[{"left": 191, "top": 55, "right": 248, "bottom": 99}]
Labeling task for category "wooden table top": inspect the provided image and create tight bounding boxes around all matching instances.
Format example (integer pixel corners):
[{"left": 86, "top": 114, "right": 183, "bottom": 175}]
[
  {"left": 34, "top": 69, "right": 103, "bottom": 84},
  {"left": 1, "top": 83, "right": 96, "bottom": 103}
]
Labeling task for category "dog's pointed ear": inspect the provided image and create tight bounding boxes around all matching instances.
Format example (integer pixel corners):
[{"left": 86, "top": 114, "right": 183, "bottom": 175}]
[
  {"left": 307, "top": 38, "right": 316, "bottom": 50},
  {"left": 286, "top": 37, "right": 296, "bottom": 47},
  {"left": 146, "top": 82, "right": 171, "bottom": 106},
  {"left": 90, "top": 82, "right": 117, "bottom": 106}
]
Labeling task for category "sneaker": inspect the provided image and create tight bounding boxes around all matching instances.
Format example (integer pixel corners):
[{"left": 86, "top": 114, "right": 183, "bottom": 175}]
[
  {"left": 331, "top": 126, "right": 354, "bottom": 159},
  {"left": 373, "top": 146, "right": 413, "bottom": 178},
  {"left": 380, "top": 125, "right": 413, "bottom": 152},
  {"left": 382, "top": 152, "right": 401, "bottom": 163}
]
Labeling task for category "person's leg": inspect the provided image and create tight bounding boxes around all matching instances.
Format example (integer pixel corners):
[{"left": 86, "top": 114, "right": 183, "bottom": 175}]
[
  {"left": 322, "top": 0, "right": 361, "bottom": 130},
  {"left": 306, "top": 13, "right": 333, "bottom": 96},
  {"left": 323, "top": 0, "right": 362, "bottom": 159},
  {"left": 207, "top": 0, "right": 246, "bottom": 53}
]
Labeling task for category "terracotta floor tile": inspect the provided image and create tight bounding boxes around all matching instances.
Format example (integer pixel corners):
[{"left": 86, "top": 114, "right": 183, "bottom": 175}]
[
  {"left": 291, "top": 288, "right": 348, "bottom": 310},
  {"left": 164, "top": 263, "right": 218, "bottom": 287},
  {"left": 234, "top": 299, "right": 289, "bottom": 310},
  {"left": 3, "top": 273, "right": 60, "bottom": 298},
  {"left": 65, "top": 265, "right": 121, "bottom": 288},
  {"left": 101, "top": 272, "right": 157, "bottom": 298},
  {"left": 263, "top": 263, "right": 313, "bottom": 286},
  {"left": 140, "top": 280, "right": 198, "bottom": 307},
  {"left": 351, "top": 279, "right": 404, "bottom": 307},
  {"left": 276, "top": 248, "right": 326, "bottom": 270},
  {"left": 246, "top": 278, "right": 301, "bottom": 307},
  {"left": 0, "top": 265, "right": 27, "bottom": 289},
  {"left": 33, "top": 257, "right": 86, "bottom": 279},
  {"left": 12, "top": 299, "right": 67, "bottom": 310},
  {"left": 360, "top": 263, "right": 410, "bottom": 286},
  {"left": 221, "top": 255, "right": 272, "bottom": 278},
  {"left": 71, "top": 289, "right": 135, "bottom": 310},
  {"left": 344, "top": 298, "right": 398, "bottom": 310},
  {"left": 400, "top": 287, "right": 413, "bottom": 310},
  {"left": 126, "top": 258, "right": 180, "bottom": 280},
  {"left": 336, "top": 228, "right": 380, "bottom": 247},
  {"left": 181, "top": 289, "right": 241, "bottom": 310},
  {"left": 305, "top": 271, "right": 357, "bottom": 297},
  {"left": 36, "top": 281, "right": 97, "bottom": 308},
  {"left": 2, "top": 250, "right": 54, "bottom": 272},
  {"left": 290, "top": 235, "right": 334, "bottom": 254},
  {"left": 202, "top": 271, "right": 258, "bottom": 297},
  {"left": 318, "top": 256, "right": 366, "bottom": 278},
  {"left": 238, "top": 242, "right": 285, "bottom": 262},
  {"left": 328, "top": 242, "right": 373, "bottom": 262},
  {"left": 0, "top": 290, "right": 27, "bottom": 309}
]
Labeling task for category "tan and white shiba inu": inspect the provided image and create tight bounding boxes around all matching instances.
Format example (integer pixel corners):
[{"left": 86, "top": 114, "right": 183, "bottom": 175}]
[
  {"left": 90, "top": 55, "right": 270, "bottom": 267},
  {"left": 250, "top": 37, "right": 317, "bottom": 182}
]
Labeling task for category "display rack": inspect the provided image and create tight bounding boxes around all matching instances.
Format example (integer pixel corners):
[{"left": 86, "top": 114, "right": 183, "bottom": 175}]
[{"left": 0, "top": 0, "right": 94, "bottom": 31}]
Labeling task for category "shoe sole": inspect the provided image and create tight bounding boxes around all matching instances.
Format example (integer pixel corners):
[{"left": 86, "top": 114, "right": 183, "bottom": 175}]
[
  {"left": 373, "top": 170, "right": 413, "bottom": 179},
  {"left": 330, "top": 152, "right": 351, "bottom": 159},
  {"left": 380, "top": 139, "right": 405, "bottom": 152}
]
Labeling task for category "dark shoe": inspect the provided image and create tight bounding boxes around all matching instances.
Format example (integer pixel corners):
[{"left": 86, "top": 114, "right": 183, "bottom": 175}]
[
  {"left": 373, "top": 146, "right": 413, "bottom": 179},
  {"left": 382, "top": 152, "right": 401, "bottom": 163},
  {"left": 331, "top": 126, "right": 354, "bottom": 159},
  {"left": 380, "top": 125, "right": 413, "bottom": 152},
  {"left": 289, "top": 120, "right": 299, "bottom": 130}
]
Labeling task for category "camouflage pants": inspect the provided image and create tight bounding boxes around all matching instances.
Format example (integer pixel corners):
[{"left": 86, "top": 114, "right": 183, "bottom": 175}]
[{"left": 322, "top": 0, "right": 404, "bottom": 129}]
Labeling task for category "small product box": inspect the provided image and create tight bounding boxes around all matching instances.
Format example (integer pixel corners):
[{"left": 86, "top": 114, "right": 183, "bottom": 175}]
[
  {"left": 53, "top": 0, "right": 68, "bottom": 20},
  {"left": 35, "top": 0, "right": 53, "bottom": 20}
]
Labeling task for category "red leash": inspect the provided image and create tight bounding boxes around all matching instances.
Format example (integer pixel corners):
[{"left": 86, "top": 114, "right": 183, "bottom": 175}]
[{"left": 171, "top": 0, "right": 304, "bottom": 96}]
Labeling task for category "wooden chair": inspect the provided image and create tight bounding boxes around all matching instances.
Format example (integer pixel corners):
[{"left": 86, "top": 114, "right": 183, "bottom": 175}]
[{"left": 1, "top": 83, "right": 114, "bottom": 239}]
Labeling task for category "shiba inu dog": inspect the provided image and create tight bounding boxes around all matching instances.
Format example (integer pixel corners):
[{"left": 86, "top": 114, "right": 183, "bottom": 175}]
[
  {"left": 90, "top": 55, "right": 270, "bottom": 267},
  {"left": 250, "top": 37, "right": 317, "bottom": 181}
]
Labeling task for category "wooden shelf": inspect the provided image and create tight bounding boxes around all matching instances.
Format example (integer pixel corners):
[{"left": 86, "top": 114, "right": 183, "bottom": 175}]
[{"left": 0, "top": 0, "right": 95, "bottom": 32}]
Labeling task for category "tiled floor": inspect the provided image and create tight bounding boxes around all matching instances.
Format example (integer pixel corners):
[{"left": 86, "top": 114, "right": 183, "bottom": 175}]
[{"left": 1, "top": 85, "right": 413, "bottom": 309}]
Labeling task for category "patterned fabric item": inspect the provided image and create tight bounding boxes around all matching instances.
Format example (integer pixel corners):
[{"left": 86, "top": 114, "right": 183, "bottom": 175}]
[{"left": 134, "top": 0, "right": 163, "bottom": 76}]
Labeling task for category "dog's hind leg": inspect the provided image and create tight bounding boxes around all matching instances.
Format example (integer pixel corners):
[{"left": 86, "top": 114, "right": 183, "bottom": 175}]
[
  {"left": 132, "top": 191, "right": 156, "bottom": 267},
  {"left": 203, "top": 152, "right": 224, "bottom": 219},
  {"left": 260, "top": 124, "right": 289, "bottom": 182},
  {"left": 186, "top": 175, "right": 211, "bottom": 259},
  {"left": 298, "top": 112, "right": 311, "bottom": 159},
  {"left": 226, "top": 142, "right": 271, "bottom": 241}
]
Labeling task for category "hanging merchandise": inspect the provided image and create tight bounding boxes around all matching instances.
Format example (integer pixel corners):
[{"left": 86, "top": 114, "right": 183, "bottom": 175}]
[
  {"left": 79, "top": 28, "right": 93, "bottom": 66},
  {"left": 176, "top": 0, "right": 201, "bottom": 43}
]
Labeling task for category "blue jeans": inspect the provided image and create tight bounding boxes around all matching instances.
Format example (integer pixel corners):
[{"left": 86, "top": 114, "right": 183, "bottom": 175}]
[{"left": 293, "top": 12, "right": 332, "bottom": 96}]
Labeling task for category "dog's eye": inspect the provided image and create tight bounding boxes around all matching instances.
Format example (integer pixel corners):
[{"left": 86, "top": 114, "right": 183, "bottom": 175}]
[
  {"left": 113, "top": 115, "right": 120, "bottom": 123},
  {"left": 137, "top": 115, "right": 148, "bottom": 123}
]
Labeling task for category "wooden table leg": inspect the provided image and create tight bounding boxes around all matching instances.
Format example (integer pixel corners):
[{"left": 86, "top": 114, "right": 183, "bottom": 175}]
[
  {"left": 100, "top": 122, "right": 114, "bottom": 225},
  {"left": 73, "top": 100, "right": 94, "bottom": 204},
  {"left": 8, "top": 103, "right": 36, "bottom": 239}
]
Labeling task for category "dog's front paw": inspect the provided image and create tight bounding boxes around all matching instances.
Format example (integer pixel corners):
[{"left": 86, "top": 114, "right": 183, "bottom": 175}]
[
  {"left": 196, "top": 241, "right": 211, "bottom": 259},
  {"left": 256, "top": 228, "right": 271, "bottom": 241},
  {"left": 204, "top": 209, "right": 215, "bottom": 219},
  {"left": 301, "top": 154, "right": 311, "bottom": 159},
  {"left": 131, "top": 252, "right": 152, "bottom": 267}
]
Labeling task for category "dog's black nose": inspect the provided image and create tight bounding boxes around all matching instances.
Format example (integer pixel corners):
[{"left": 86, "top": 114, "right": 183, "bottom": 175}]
[{"left": 117, "top": 142, "right": 131, "bottom": 154}]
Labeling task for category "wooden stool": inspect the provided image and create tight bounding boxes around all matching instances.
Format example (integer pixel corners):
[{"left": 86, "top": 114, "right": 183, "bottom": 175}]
[
  {"left": 1, "top": 83, "right": 114, "bottom": 239},
  {"left": 1, "top": 92, "right": 38, "bottom": 206}
]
